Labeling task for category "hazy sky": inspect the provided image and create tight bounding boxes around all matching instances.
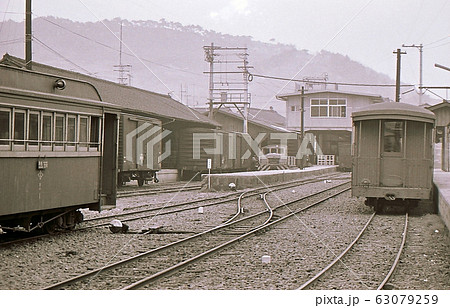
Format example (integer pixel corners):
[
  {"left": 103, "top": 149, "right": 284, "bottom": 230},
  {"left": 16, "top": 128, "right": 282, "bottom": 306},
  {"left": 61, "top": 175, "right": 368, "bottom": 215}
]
[{"left": 1, "top": 0, "right": 450, "bottom": 100}]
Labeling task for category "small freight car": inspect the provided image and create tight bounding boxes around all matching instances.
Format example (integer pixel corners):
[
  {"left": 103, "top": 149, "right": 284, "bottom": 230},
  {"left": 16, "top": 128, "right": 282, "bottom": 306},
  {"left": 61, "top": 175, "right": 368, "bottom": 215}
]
[
  {"left": 0, "top": 65, "right": 118, "bottom": 233},
  {"left": 351, "top": 102, "right": 435, "bottom": 211},
  {"left": 118, "top": 113, "right": 162, "bottom": 186}
]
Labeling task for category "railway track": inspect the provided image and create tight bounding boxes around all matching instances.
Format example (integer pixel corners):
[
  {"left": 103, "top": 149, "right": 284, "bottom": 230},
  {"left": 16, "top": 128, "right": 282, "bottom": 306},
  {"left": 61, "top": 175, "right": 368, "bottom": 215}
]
[
  {"left": 71, "top": 173, "right": 350, "bottom": 231},
  {"left": 0, "top": 173, "right": 347, "bottom": 247},
  {"left": 117, "top": 182, "right": 202, "bottom": 198},
  {"left": 298, "top": 212, "right": 408, "bottom": 290},
  {"left": 43, "top": 180, "right": 350, "bottom": 290}
]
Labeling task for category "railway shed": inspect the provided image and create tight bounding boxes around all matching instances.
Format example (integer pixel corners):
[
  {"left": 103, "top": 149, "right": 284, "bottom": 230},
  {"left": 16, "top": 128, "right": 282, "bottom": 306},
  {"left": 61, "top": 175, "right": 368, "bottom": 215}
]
[
  {"left": 1, "top": 53, "right": 221, "bottom": 182},
  {"left": 194, "top": 107, "right": 303, "bottom": 166}
]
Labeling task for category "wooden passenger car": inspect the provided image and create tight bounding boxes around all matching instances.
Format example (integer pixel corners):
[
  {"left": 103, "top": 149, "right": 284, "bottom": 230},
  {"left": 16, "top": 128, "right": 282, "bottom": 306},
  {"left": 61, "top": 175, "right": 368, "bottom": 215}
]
[
  {"left": 351, "top": 102, "right": 435, "bottom": 211},
  {"left": 0, "top": 65, "right": 118, "bottom": 233}
]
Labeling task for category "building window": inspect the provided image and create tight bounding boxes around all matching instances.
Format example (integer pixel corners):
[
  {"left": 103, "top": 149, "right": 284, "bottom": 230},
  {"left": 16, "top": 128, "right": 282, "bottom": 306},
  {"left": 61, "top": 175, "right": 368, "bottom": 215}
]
[
  {"left": 311, "top": 98, "right": 346, "bottom": 118},
  {"left": 291, "top": 105, "right": 301, "bottom": 112}
]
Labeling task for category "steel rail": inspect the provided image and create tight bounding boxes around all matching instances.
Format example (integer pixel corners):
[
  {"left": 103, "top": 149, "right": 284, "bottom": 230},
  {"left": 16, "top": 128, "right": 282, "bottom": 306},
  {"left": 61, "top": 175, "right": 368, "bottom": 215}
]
[
  {"left": 297, "top": 212, "right": 376, "bottom": 290},
  {"left": 2, "top": 174, "right": 347, "bottom": 247},
  {"left": 377, "top": 212, "right": 408, "bottom": 290},
  {"left": 44, "top": 182, "right": 349, "bottom": 290},
  {"left": 122, "top": 186, "right": 351, "bottom": 289}
]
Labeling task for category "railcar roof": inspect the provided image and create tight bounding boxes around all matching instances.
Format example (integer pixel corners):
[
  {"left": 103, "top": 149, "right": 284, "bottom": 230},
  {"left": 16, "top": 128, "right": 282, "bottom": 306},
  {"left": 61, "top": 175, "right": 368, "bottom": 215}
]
[
  {"left": 352, "top": 102, "right": 435, "bottom": 123},
  {"left": 0, "top": 53, "right": 219, "bottom": 128}
]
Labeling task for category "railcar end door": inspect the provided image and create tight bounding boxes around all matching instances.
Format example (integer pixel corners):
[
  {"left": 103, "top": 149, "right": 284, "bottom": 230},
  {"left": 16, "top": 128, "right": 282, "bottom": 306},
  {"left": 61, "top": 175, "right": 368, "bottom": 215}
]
[{"left": 380, "top": 120, "right": 405, "bottom": 187}]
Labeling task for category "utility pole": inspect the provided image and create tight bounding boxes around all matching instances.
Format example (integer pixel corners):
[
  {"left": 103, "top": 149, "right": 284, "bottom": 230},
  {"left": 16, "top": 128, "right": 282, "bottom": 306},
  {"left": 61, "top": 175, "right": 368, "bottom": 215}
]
[
  {"left": 113, "top": 21, "right": 132, "bottom": 85},
  {"left": 403, "top": 43, "right": 423, "bottom": 104},
  {"left": 393, "top": 48, "right": 406, "bottom": 102},
  {"left": 205, "top": 42, "right": 215, "bottom": 119},
  {"left": 300, "top": 86, "right": 305, "bottom": 169},
  {"left": 25, "top": 0, "right": 32, "bottom": 70},
  {"left": 203, "top": 43, "right": 252, "bottom": 133}
]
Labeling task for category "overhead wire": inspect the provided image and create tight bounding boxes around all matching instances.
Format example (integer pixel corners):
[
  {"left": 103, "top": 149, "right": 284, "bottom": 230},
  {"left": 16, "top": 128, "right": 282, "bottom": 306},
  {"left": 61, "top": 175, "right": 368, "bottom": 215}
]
[
  {"left": 32, "top": 35, "right": 94, "bottom": 75},
  {"left": 250, "top": 0, "right": 375, "bottom": 119},
  {"left": 36, "top": 15, "right": 204, "bottom": 77},
  {"left": 249, "top": 72, "right": 414, "bottom": 88},
  {"left": 77, "top": 0, "right": 199, "bottom": 119}
]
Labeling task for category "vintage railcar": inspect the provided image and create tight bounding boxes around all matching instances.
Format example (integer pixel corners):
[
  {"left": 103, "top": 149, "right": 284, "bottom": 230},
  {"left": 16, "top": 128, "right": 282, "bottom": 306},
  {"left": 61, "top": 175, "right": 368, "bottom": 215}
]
[
  {"left": 118, "top": 113, "right": 162, "bottom": 186},
  {"left": 258, "top": 144, "right": 297, "bottom": 170},
  {"left": 351, "top": 102, "right": 435, "bottom": 211},
  {"left": 0, "top": 65, "right": 118, "bottom": 233}
]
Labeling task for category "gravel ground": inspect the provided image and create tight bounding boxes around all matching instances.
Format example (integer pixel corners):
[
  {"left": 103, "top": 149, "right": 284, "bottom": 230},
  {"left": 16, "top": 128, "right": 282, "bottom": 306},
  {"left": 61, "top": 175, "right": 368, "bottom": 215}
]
[{"left": 1, "top": 175, "right": 449, "bottom": 290}]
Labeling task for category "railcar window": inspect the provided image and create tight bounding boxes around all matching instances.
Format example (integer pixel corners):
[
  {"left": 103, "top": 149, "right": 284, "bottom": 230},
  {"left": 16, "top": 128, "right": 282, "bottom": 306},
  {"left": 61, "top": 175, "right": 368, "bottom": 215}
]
[
  {"left": 29, "top": 113, "right": 39, "bottom": 146},
  {"left": 90, "top": 116, "right": 100, "bottom": 150},
  {"left": 67, "top": 116, "right": 76, "bottom": 147},
  {"left": 14, "top": 111, "right": 25, "bottom": 145},
  {"left": 42, "top": 114, "right": 52, "bottom": 146},
  {"left": 55, "top": 115, "right": 65, "bottom": 147},
  {"left": 0, "top": 110, "right": 10, "bottom": 146},
  {"left": 79, "top": 116, "right": 88, "bottom": 148},
  {"left": 383, "top": 121, "right": 403, "bottom": 153}
]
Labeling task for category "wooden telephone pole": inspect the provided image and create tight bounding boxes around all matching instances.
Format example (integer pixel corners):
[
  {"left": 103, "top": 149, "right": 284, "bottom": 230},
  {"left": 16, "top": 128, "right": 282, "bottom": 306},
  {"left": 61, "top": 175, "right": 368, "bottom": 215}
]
[{"left": 393, "top": 48, "right": 406, "bottom": 102}]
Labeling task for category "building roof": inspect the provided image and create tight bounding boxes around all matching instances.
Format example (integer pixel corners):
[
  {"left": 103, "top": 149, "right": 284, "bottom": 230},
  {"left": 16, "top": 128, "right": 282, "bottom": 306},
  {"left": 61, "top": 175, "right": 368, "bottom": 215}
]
[
  {"left": 426, "top": 100, "right": 450, "bottom": 112},
  {"left": 194, "top": 107, "right": 292, "bottom": 133},
  {"left": 352, "top": 101, "right": 435, "bottom": 123},
  {"left": 0, "top": 53, "right": 218, "bottom": 127},
  {"left": 247, "top": 107, "right": 286, "bottom": 127},
  {"left": 276, "top": 89, "right": 384, "bottom": 102}
]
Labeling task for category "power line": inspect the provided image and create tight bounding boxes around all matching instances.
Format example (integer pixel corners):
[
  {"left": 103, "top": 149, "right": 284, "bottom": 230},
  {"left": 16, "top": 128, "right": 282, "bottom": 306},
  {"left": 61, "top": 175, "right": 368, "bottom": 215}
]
[
  {"left": 36, "top": 15, "right": 204, "bottom": 78},
  {"left": 33, "top": 35, "right": 93, "bottom": 75},
  {"left": 249, "top": 73, "right": 414, "bottom": 88}
]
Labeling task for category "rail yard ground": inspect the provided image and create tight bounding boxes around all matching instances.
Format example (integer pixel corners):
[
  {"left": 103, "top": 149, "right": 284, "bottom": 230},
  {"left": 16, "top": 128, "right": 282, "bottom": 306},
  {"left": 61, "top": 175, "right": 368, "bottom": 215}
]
[{"left": 1, "top": 172, "right": 449, "bottom": 291}]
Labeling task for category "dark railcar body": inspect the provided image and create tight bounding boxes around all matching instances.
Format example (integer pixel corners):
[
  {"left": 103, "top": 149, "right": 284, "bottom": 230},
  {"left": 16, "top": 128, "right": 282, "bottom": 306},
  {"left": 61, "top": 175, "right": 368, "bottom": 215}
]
[
  {"left": 351, "top": 102, "right": 435, "bottom": 210},
  {"left": 0, "top": 65, "right": 118, "bottom": 233},
  {"left": 177, "top": 127, "right": 254, "bottom": 180}
]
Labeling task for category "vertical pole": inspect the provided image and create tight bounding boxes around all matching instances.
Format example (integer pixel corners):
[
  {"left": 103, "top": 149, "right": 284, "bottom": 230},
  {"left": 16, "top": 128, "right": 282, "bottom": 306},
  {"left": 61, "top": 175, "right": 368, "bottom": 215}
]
[
  {"left": 419, "top": 44, "right": 423, "bottom": 105},
  {"left": 243, "top": 54, "right": 249, "bottom": 134},
  {"left": 208, "top": 43, "right": 214, "bottom": 119},
  {"left": 300, "top": 86, "right": 305, "bottom": 169},
  {"left": 393, "top": 49, "right": 406, "bottom": 102},
  {"left": 25, "top": 0, "right": 32, "bottom": 70},
  {"left": 403, "top": 44, "right": 424, "bottom": 105}
]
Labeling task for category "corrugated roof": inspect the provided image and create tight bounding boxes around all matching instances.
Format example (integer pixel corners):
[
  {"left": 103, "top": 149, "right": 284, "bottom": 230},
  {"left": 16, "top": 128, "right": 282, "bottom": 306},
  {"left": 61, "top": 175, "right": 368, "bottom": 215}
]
[{"left": 1, "top": 53, "right": 219, "bottom": 127}]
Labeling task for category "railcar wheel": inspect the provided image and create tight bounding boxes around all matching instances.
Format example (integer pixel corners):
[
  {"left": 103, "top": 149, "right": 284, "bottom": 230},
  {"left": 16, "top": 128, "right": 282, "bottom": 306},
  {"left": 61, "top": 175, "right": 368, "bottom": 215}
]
[
  {"left": 138, "top": 179, "right": 145, "bottom": 186},
  {"left": 44, "top": 220, "right": 58, "bottom": 234},
  {"left": 154, "top": 177, "right": 159, "bottom": 183}
]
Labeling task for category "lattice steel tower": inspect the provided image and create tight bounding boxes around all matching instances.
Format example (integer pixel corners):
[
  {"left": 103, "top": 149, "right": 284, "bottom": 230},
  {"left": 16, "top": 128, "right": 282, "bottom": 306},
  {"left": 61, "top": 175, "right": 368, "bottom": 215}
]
[{"left": 204, "top": 43, "right": 252, "bottom": 133}]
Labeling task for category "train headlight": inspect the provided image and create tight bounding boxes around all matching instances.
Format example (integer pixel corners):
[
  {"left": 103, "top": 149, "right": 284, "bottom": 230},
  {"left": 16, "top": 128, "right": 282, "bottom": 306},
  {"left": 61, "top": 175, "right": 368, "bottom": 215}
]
[{"left": 54, "top": 78, "right": 66, "bottom": 90}]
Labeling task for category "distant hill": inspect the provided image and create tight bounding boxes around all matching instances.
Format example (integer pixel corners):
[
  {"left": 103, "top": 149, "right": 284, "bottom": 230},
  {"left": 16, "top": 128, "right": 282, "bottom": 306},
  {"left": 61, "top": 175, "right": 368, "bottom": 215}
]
[{"left": 0, "top": 17, "right": 435, "bottom": 114}]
